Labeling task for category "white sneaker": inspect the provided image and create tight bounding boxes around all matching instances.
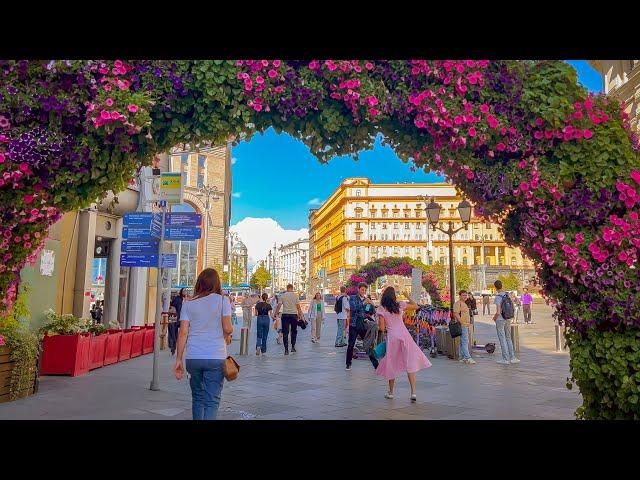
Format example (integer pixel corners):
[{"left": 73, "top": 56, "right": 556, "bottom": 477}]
[
  {"left": 385, "top": 392, "right": 394, "bottom": 399},
  {"left": 496, "top": 359, "right": 511, "bottom": 365},
  {"left": 510, "top": 358, "right": 520, "bottom": 364},
  {"left": 466, "top": 358, "right": 477, "bottom": 364},
  {"left": 459, "top": 358, "right": 466, "bottom": 363}
]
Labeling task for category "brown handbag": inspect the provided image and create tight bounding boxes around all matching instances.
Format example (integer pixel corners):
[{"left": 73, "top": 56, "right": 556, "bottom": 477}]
[{"left": 223, "top": 355, "right": 240, "bottom": 381}]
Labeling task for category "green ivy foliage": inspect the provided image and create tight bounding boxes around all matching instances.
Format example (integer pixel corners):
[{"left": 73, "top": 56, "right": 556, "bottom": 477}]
[{"left": 566, "top": 328, "right": 640, "bottom": 419}]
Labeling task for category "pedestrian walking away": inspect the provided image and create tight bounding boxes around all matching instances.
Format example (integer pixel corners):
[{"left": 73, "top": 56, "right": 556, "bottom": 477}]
[
  {"left": 168, "top": 288, "right": 186, "bottom": 355},
  {"left": 453, "top": 290, "right": 475, "bottom": 364},
  {"left": 521, "top": 288, "right": 533, "bottom": 324},
  {"left": 174, "top": 268, "right": 233, "bottom": 420},
  {"left": 308, "top": 292, "right": 325, "bottom": 343},
  {"left": 334, "top": 286, "right": 349, "bottom": 347},
  {"left": 345, "top": 282, "right": 379, "bottom": 370},
  {"left": 274, "top": 284, "right": 304, "bottom": 355},
  {"left": 510, "top": 291, "right": 521, "bottom": 323},
  {"left": 270, "top": 294, "right": 283, "bottom": 344},
  {"left": 482, "top": 293, "right": 491, "bottom": 315},
  {"left": 254, "top": 293, "right": 273, "bottom": 356},
  {"left": 375, "top": 286, "right": 431, "bottom": 402},
  {"left": 493, "top": 280, "right": 520, "bottom": 365}
]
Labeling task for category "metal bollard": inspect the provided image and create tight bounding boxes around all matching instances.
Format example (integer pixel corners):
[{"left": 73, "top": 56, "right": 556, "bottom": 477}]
[
  {"left": 555, "top": 324, "right": 566, "bottom": 351},
  {"left": 510, "top": 323, "right": 520, "bottom": 353},
  {"left": 239, "top": 327, "right": 249, "bottom": 355}
]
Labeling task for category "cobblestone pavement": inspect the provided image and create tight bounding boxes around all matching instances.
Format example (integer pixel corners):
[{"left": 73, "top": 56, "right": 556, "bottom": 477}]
[{"left": 0, "top": 303, "right": 581, "bottom": 420}]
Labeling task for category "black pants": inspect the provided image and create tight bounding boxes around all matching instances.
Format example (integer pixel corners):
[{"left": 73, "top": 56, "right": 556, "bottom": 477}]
[
  {"left": 281, "top": 314, "right": 298, "bottom": 351},
  {"left": 168, "top": 322, "right": 179, "bottom": 354},
  {"left": 346, "top": 325, "right": 379, "bottom": 369},
  {"left": 523, "top": 304, "right": 532, "bottom": 323}
]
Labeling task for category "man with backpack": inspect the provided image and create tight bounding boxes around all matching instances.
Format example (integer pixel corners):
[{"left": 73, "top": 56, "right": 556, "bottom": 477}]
[
  {"left": 334, "top": 286, "right": 349, "bottom": 347},
  {"left": 492, "top": 280, "right": 520, "bottom": 365}
]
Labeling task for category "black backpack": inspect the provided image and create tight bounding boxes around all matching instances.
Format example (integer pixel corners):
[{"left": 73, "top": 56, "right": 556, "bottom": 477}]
[
  {"left": 500, "top": 293, "right": 515, "bottom": 320},
  {"left": 334, "top": 295, "right": 344, "bottom": 314}
]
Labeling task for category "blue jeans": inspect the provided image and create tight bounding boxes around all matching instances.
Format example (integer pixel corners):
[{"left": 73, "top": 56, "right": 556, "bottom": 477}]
[
  {"left": 495, "top": 317, "right": 516, "bottom": 361},
  {"left": 256, "top": 315, "right": 270, "bottom": 352},
  {"left": 185, "top": 359, "right": 225, "bottom": 420},
  {"left": 335, "top": 318, "right": 346, "bottom": 345},
  {"left": 459, "top": 325, "right": 471, "bottom": 360}
]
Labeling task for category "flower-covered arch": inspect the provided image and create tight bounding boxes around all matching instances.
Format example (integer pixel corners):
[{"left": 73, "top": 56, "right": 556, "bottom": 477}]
[
  {"left": 344, "top": 256, "right": 441, "bottom": 303},
  {"left": 1, "top": 60, "right": 639, "bottom": 418}
]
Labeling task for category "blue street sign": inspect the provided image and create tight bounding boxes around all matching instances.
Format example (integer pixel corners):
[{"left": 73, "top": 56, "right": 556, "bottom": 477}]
[
  {"left": 123, "top": 213, "right": 155, "bottom": 227},
  {"left": 120, "top": 254, "right": 159, "bottom": 268},
  {"left": 159, "top": 200, "right": 167, "bottom": 208},
  {"left": 164, "top": 227, "right": 202, "bottom": 241},
  {"left": 161, "top": 253, "right": 177, "bottom": 268},
  {"left": 122, "top": 226, "right": 161, "bottom": 240},
  {"left": 122, "top": 240, "right": 160, "bottom": 255},
  {"left": 165, "top": 213, "right": 202, "bottom": 227}
]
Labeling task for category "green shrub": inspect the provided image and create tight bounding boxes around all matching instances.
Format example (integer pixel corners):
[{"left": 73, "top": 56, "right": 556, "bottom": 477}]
[{"left": 566, "top": 328, "right": 640, "bottom": 419}]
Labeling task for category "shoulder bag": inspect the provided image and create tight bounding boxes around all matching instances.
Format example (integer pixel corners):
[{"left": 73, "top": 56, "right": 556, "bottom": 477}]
[
  {"left": 219, "top": 296, "right": 240, "bottom": 381},
  {"left": 448, "top": 303, "right": 463, "bottom": 338}
]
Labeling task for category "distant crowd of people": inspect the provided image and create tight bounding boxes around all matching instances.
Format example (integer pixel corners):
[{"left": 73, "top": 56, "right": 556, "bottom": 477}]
[{"left": 170, "top": 265, "right": 535, "bottom": 420}]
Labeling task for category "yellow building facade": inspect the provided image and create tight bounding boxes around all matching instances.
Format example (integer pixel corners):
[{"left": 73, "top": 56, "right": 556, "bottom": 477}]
[
  {"left": 588, "top": 60, "right": 640, "bottom": 132},
  {"left": 308, "top": 178, "right": 534, "bottom": 293}
]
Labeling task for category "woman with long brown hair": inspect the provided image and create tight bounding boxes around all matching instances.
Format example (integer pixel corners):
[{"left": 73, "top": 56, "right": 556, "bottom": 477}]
[
  {"left": 376, "top": 286, "right": 431, "bottom": 402},
  {"left": 174, "top": 268, "right": 233, "bottom": 420}
]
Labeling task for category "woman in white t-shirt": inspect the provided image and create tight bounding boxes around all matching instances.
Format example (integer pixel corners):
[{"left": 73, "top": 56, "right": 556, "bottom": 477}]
[{"left": 174, "top": 268, "right": 233, "bottom": 420}]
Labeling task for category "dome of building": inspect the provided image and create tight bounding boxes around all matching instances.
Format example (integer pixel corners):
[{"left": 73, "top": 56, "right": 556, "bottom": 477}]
[{"left": 232, "top": 239, "right": 247, "bottom": 255}]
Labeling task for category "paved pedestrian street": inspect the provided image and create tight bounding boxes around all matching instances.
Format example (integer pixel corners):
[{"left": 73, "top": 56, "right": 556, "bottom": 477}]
[{"left": 0, "top": 304, "right": 581, "bottom": 420}]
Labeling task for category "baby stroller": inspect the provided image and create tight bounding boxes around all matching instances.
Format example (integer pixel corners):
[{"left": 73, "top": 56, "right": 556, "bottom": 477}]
[{"left": 353, "top": 302, "right": 377, "bottom": 360}]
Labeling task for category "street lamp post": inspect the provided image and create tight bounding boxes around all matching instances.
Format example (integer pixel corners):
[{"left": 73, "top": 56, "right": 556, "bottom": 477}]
[
  {"left": 417, "top": 195, "right": 433, "bottom": 265},
  {"left": 195, "top": 184, "right": 222, "bottom": 270},
  {"left": 426, "top": 198, "right": 472, "bottom": 318}
]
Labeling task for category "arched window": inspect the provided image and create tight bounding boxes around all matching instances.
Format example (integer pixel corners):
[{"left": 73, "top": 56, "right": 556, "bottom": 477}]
[{"left": 356, "top": 190, "right": 361, "bottom": 197}]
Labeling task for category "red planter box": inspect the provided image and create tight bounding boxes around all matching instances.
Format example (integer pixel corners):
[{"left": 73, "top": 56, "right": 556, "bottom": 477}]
[
  {"left": 142, "top": 326, "right": 155, "bottom": 354},
  {"left": 89, "top": 333, "right": 108, "bottom": 370},
  {"left": 103, "top": 330, "right": 122, "bottom": 366},
  {"left": 130, "top": 328, "right": 145, "bottom": 358},
  {"left": 40, "top": 333, "right": 91, "bottom": 377},
  {"left": 118, "top": 329, "right": 135, "bottom": 362}
]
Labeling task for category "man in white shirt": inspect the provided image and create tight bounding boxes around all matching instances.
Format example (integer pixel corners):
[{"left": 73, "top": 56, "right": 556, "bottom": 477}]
[
  {"left": 335, "top": 286, "right": 349, "bottom": 347},
  {"left": 274, "top": 284, "right": 304, "bottom": 355}
]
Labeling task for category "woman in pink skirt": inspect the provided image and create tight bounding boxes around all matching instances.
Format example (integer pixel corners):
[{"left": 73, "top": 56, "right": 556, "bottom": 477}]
[{"left": 376, "top": 286, "right": 431, "bottom": 402}]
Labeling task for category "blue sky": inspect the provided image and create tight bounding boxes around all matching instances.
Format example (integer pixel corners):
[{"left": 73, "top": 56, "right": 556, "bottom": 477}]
[{"left": 229, "top": 60, "right": 602, "bottom": 262}]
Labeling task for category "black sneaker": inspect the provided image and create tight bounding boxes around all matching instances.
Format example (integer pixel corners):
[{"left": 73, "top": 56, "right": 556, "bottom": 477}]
[
  {"left": 284, "top": 350, "right": 289, "bottom": 355},
  {"left": 291, "top": 347, "right": 297, "bottom": 353}
]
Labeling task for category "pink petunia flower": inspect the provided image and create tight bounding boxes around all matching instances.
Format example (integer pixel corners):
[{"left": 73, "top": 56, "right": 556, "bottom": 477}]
[{"left": 127, "top": 104, "right": 139, "bottom": 113}]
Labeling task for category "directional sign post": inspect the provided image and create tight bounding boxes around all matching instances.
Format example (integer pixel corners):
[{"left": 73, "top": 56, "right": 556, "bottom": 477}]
[
  {"left": 164, "top": 227, "right": 202, "bottom": 241},
  {"left": 150, "top": 202, "right": 167, "bottom": 392},
  {"left": 161, "top": 253, "right": 177, "bottom": 268}
]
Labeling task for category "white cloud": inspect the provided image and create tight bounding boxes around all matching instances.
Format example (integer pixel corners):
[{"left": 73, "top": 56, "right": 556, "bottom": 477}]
[
  {"left": 231, "top": 157, "right": 238, "bottom": 165},
  {"left": 307, "top": 198, "right": 321, "bottom": 206},
  {"left": 232, "top": 192, "right": 241, "bottom": 198},
  {"left": 230, "top": 217, "right": 308, "bottom": 265}
]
